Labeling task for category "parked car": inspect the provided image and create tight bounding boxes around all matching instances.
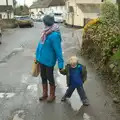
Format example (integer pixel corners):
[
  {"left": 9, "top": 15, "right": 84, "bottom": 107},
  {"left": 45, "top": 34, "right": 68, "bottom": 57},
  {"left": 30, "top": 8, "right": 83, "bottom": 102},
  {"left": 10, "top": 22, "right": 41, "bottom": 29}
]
[
  {"left": 17, "top": 16, "right": 34, "bottom": 28},
  {"left": 54, "top": 13, "right": 64, "bottom": 23},
  {"left": 0, "top": 27, "right": 2, "bottom": 44}
]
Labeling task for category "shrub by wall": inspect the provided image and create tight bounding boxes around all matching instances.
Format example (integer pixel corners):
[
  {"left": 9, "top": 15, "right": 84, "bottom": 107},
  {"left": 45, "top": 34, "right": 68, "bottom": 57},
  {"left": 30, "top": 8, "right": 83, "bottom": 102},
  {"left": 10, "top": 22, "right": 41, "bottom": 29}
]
[{"left": 81, "top": 1, "right": 120, "bottom": 99}]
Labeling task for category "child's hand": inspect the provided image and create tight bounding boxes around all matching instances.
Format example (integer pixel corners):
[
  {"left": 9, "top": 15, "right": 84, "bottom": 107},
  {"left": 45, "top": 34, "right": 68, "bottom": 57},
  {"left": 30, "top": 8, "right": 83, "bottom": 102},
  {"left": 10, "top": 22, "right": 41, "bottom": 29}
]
[{"left": 59, "top": 69, "right": 64, "bottom": 72}]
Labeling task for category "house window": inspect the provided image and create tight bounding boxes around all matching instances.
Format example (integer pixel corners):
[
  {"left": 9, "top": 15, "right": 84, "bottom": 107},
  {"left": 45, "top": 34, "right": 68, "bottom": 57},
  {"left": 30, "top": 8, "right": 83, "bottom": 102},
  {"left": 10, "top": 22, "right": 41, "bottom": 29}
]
[{"left": 68, "top": 6, "right": 74, "bottom": 13}]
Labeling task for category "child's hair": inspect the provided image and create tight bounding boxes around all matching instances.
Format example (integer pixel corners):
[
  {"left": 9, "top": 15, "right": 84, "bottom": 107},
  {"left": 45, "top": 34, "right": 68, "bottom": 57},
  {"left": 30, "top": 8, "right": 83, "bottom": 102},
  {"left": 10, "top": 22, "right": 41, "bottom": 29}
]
[{"left": 69, "top": 56, "right": 78, "bottom": 65}]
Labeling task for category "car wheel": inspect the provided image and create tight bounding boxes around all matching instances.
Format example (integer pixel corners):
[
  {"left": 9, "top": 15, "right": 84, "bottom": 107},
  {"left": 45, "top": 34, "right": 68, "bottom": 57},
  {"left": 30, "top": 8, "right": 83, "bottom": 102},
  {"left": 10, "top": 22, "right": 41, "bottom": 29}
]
[{"left": 30, "top": 24, "right": 33, "bottom": 27}]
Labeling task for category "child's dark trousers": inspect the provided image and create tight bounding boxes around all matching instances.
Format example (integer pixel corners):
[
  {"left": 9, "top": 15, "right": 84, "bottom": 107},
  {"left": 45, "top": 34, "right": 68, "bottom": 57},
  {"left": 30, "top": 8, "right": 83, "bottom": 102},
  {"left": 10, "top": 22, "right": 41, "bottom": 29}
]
[{"left": 64, "top": 85, "right": 88, "bottom": 102}]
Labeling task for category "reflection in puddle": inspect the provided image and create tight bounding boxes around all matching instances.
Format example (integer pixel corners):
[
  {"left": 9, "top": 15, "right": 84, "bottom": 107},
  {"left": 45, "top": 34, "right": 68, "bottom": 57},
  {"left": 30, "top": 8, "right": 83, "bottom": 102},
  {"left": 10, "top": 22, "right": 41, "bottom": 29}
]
[
  {"left": 0, "top": 93, "right": 15, "bottom": 98},
  {"left": 13, "top": 110, "right": 25, "bottom": 120},
  {"left": 21, "top": 74, "right": 29, "bottom": 84},
  {"left": 0, "top": 93, "right": 5, "bottom": 98},
  {"left": 83, "top": 113, "right": 91, "bottom": 120},
  {"left": 27, "top": 84, "right": 38, "bottom": 97},
  {"left": 6, "top": 93, "right": 15, "bottom": 98},
  {"left": 27, "top": 84, "right": 37, "bottom": 91}
]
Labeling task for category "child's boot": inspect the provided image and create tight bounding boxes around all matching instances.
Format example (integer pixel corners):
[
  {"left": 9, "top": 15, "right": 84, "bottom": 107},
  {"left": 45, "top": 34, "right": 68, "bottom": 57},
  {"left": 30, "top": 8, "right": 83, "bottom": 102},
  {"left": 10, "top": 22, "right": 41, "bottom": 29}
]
[{"left": 82, "top": 99, "right": 89, "bottom": 106}]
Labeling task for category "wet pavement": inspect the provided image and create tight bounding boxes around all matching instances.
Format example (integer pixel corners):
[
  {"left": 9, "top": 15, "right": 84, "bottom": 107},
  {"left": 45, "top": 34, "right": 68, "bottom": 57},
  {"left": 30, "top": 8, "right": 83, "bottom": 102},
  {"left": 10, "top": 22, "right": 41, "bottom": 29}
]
[{"left": 0, "top": 22, "right": 120, "bottom": 120}]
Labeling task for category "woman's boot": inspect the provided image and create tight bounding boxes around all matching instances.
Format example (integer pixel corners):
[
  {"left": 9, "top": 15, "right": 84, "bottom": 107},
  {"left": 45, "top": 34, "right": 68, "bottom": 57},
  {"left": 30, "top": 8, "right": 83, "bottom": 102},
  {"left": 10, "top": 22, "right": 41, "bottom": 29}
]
[
  {"left": 47, "top": 85, "right": 56, "bottom": 102},
  {"left": 39, "top": 84, "right": 48, "bottom": 101}
]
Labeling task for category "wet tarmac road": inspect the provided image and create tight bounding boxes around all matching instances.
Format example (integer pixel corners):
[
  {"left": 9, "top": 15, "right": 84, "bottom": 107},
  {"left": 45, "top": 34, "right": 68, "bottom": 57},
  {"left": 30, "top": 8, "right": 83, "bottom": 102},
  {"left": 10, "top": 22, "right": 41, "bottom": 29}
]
[{"left": 0, "top": 23, "right": 120, "bottom": 120}]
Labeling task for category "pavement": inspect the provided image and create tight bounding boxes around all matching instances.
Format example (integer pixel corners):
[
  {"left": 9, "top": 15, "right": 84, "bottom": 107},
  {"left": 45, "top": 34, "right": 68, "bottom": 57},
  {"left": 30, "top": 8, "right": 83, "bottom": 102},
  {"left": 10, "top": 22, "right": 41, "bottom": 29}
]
[{"left": 0, "top": 22, "right": 120, "bottom": 120}]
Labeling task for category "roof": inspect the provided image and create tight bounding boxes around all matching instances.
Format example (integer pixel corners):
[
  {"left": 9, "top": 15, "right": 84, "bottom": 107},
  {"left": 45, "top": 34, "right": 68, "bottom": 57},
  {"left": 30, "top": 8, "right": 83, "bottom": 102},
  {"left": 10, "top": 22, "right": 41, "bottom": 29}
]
[
  {"left": 49, "top": 0, "right": 65, "bottom": 6},
  {"left": 30, "top": 0, "right": 65, "bottom": 9},
  {"left": 0, "top": 5, "right": 13, "bottom": 12}
]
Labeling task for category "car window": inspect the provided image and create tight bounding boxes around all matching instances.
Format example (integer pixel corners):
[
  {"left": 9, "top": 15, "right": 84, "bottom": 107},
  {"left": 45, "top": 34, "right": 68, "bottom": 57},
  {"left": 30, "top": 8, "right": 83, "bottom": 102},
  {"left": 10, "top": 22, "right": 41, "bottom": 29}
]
[
  {"left": 54, "top": 13, "right": 62, "bottom": 16},
  {"left": 20, "top": 16, "right": 30, "bottom": 20}
]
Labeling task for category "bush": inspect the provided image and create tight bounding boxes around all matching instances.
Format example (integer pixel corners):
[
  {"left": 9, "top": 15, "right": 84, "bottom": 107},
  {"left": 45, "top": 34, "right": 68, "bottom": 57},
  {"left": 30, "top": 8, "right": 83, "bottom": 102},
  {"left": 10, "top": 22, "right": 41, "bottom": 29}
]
[{"left": 81, "top": 1, "right": 120, "bottom": 98}]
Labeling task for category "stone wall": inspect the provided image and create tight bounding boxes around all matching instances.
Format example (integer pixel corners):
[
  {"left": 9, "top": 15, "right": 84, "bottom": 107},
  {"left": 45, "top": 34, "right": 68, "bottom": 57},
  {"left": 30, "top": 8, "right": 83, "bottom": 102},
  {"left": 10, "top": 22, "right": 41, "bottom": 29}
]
[{"left": 0, "top": 19, "right": 17, "bottom": 28}]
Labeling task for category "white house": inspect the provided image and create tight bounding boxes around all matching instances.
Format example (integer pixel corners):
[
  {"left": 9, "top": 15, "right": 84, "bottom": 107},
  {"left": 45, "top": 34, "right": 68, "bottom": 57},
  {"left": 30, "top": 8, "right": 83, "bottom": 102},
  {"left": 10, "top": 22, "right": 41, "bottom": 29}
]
[
  {"left": 65, "top": 0, "right": 104, "bottom": 27},
  {"left": 29, "top": 0, "right": 65, "bottom": 20},
  {"left": 0, "top": 0, "right": 14, "bottom": 19}
]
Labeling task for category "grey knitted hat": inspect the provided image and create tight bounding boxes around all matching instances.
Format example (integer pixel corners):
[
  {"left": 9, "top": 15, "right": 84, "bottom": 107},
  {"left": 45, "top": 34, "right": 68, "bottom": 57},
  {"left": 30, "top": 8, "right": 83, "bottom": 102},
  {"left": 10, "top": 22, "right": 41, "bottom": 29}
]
[{"left": 43, "top": 15, "right": 54, "bottom": 26}]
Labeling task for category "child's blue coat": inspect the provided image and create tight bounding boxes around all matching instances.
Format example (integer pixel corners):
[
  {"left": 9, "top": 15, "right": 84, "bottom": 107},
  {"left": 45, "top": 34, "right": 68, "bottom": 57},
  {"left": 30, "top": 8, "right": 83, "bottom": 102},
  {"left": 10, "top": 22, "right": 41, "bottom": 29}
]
[{"left": 70, "top": 65, "right": 83, "bottom": 88}]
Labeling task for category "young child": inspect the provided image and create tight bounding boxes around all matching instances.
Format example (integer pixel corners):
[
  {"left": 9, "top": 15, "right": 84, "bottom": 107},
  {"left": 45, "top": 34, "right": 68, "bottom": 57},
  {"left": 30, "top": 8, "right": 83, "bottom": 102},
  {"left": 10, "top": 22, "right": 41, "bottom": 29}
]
[{"left": 60, "top": 56, "right": 89, "bottom": 106}]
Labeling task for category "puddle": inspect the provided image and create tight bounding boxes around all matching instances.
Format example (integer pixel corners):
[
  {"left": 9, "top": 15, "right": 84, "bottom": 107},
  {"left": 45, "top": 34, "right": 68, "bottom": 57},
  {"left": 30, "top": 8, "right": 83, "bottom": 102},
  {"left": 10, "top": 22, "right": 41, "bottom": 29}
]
[
  {"left": 83, "top": 113, "right": 91, "bottom": 120},
  {"left": 0, "top": 93, "right": 5, "bottom": 98},
  {"left": 22, "top": 49, "right": 34, "bottom": 57},
  {"left": 27, "top": 84, "right": 37, "bottom": 91},
  {"left": 0, "top": 93, "right": 15, "bottom": 99},
  {"left": 0, "top": 62, "right": 7, "bottom": 67},
  {"left": 13, "top": 48, "right": 24, "bottom": 52},
  {"left": 6, "top": 93, "right": 15, "bottom": 98},
  {"left": 0, "top": 47, "right": 24, "bottom": 63},
  {"left": 27, "top": 84, "right": 38, "bottom": 97},
  {"left": 21, "top": 74, "right": 29, "bottom": 84},
  {"left": 13, "top": 110, "right": 25, "bottom": 120}
]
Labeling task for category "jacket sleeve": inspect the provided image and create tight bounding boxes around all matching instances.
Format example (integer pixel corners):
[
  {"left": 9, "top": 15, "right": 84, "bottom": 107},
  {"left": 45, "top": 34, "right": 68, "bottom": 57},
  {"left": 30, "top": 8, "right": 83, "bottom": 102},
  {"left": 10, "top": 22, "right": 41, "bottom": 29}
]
[
  {"left": 82, "top": 65, "right": 87, "bottom": 83},
  {"left": 52, "top": 32, "right": 64, "bottom": 69}
]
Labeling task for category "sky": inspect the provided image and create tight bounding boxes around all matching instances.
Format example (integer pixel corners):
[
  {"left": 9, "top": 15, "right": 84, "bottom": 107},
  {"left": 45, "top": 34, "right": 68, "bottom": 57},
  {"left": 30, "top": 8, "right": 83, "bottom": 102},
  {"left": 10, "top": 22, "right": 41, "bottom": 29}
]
[{"left": 16, "top": 0, "right": 36, "bottom": 6}]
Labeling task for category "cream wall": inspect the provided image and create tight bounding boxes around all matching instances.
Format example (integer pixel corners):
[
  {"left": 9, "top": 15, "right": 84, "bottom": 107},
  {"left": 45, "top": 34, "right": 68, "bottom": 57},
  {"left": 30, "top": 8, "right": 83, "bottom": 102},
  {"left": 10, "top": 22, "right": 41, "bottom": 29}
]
[
  {"left": 65, "top": 0, "right": 84, "bottom": 27},
  {"left": 0, "top": 0, "right": 13, "bottom": 6},
  {"left": 65, "top": 0, "right": 101, "bottom": 27}
]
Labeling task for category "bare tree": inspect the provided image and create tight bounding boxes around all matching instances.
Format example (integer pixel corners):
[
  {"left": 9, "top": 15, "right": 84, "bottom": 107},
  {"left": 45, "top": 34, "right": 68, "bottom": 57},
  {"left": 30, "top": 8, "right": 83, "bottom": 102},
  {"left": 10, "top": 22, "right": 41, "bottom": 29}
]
[{"left": 13, "top": 0, "right": 17, "bottom": 8}]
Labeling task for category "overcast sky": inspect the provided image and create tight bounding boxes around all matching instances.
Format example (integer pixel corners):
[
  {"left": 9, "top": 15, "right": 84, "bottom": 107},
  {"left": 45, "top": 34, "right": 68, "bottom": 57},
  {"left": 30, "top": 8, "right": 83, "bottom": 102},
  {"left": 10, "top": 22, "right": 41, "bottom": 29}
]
[{"left": 16, "top": 0, "right": 35, "bottom": 6}]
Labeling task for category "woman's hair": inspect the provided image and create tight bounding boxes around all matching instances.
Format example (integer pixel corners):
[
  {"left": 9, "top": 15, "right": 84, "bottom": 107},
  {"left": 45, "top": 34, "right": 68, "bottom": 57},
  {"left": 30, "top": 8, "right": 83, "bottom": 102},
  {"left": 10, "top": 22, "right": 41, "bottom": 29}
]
[
  {"left": 69, "top": 56, "right": 78, "bottom": 65},
  {"left": 43, "top": 15, "right": 55, "bottom": 26}
]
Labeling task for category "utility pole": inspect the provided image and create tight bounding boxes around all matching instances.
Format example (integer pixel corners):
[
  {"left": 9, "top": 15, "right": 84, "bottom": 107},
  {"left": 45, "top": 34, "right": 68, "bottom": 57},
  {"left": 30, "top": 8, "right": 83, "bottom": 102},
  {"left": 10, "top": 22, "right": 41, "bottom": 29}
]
[{"left": 6, "top": 0, "right": 9, "bottom": 19}]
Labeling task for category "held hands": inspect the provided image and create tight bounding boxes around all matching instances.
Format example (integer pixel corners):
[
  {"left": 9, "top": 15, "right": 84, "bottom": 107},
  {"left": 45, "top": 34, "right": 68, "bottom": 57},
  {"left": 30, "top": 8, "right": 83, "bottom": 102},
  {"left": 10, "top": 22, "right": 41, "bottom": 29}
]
[{"left": 59, "top": 69, "right": 64, "bottom": 72}]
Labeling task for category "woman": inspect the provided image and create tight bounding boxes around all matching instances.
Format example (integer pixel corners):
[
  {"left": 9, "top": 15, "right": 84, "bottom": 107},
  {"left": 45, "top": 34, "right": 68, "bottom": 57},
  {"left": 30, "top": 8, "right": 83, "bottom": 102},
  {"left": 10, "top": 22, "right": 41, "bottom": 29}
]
[{"left": 36, "top": 15, "right": 64, "bottom": 102}]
